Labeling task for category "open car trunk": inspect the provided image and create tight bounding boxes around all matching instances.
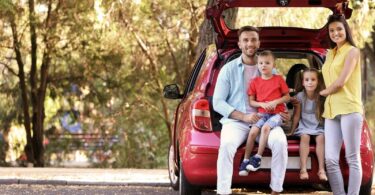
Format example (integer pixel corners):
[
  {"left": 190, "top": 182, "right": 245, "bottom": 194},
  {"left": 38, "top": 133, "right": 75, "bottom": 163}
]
[{"left": 206, "top": 0, "right": 352, "bottom": 49}]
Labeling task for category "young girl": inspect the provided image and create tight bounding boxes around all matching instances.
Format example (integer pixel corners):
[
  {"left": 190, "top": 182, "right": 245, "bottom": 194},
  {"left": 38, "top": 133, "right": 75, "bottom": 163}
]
[{"left": 290, "top": 68, "right": 327, "bottom": 181}]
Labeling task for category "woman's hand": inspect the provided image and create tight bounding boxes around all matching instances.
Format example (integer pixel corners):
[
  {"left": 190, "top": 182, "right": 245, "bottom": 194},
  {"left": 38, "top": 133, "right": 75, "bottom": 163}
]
[{"left": 319, "top": 89, "right": 329, "bottom": 97}]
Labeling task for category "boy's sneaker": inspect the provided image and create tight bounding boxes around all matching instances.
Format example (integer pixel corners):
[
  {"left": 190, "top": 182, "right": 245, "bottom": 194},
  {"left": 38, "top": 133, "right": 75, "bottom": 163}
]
[
  {"left": 246, "top": 156, "right": 261, "bottom": 171},
  {"left": 239, "top": 160, "right": 250, "bottom": 176}
]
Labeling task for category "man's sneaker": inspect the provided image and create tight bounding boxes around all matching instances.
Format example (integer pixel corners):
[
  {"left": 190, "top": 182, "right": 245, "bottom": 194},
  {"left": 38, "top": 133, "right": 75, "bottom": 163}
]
[
  {"left": 239, "top": 160, "right": 250, "bottom": 176},
  {"left": 246, "top": 156, "right": 261, "bottom": 171}
]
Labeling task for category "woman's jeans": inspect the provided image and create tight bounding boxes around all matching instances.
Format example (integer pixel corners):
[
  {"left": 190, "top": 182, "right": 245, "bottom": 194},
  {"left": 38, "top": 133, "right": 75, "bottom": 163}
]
[{"left": 325, "top": 113, "right": 363, "bottom": 195}]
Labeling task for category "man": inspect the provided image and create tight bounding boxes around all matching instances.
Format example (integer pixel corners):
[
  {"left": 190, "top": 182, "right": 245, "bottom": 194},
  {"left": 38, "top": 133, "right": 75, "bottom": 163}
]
[{"left": 213, "top": 26, "right": 288, "bottom": 195}]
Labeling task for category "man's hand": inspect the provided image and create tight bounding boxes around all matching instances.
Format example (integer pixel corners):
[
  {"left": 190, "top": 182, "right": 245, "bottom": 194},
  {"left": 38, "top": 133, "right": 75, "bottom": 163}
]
[
  {"left": 279, "top": 111, "right": 291, "bottom": 126},
  {"left": 289, "top": 97, "right": 299, "bottom": 106},
  {"left": 242, "top": 113, "right": 261, "bottom": 124}
]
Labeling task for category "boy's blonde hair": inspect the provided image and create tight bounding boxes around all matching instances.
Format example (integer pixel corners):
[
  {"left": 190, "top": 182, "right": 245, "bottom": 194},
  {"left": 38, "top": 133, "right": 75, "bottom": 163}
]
[{"left": 256, "top": 50, "right": 275, "bottom": 62}]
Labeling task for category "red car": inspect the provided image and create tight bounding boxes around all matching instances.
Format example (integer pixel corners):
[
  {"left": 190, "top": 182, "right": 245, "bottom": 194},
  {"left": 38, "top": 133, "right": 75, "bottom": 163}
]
[{"left": 163, "top": 0, "right": 374, "bottom": 194}]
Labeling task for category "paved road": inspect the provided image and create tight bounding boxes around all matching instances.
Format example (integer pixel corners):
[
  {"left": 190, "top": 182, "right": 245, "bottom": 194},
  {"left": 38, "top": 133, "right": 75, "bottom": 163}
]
[
  {"left": 0, "top": 168, "right": 169, "bottom": 185},
  {"left": 0, "top": 185, "right": 179, "bottom": 195},
  {"left": 1, "top": 184, "right": 374, "bottom": 194},
  {"left": 0, "top": 184, "right": 326, "bottom": 195},
  {"left": 0, "top": 168, "right": 374, "bottom": 194}
]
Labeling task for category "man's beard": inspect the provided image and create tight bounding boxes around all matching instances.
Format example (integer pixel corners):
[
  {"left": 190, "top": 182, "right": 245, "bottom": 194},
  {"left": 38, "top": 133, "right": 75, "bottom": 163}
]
[{"left": 243, "top": 49, "right": 257, "bottom": 58}]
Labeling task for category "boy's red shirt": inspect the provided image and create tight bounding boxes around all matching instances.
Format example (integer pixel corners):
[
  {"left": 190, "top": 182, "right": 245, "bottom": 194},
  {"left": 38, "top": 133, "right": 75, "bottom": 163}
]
[{"left": 247, "top": 75, "right": 289, "bottom": 114}]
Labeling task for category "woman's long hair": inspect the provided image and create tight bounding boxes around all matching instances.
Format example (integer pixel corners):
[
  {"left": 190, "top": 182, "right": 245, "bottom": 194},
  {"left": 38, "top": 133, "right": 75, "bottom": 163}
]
[
  {"left": 294, "top": 68, "right": 326, "bottom": 124},
  {"left": 326, "top": 14, "right": 356, "bottom": 48}
]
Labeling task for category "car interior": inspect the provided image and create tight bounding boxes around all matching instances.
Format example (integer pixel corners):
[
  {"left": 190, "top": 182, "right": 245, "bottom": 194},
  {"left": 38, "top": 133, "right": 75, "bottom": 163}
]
[{"left": 207, "top": 49, "right": 323, "bottom": 135}]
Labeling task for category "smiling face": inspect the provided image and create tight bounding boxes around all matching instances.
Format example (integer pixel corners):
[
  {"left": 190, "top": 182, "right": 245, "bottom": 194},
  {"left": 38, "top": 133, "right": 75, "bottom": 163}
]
[
  {"left": 328, "top": 21, "right": 347, "bottom": 46},
  {"left": 302, "top": 71, "right": 318, "bottom": 93},
  {"left": 257, "top": 55, "right": 274, "bottom": 77},
  {"left": 238, "top": 31, "right": 260, "bottom": 58}
]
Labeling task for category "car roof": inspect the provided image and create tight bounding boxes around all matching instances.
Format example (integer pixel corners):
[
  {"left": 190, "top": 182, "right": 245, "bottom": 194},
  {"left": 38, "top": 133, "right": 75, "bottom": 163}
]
[{"left": 206, "top": 0, "right": 352, "bottom": 49}]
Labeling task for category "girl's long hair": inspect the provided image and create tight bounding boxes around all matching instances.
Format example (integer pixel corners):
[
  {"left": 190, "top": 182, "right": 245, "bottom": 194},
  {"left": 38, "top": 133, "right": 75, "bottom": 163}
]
[{"left": 294, "top": 68, "right": 326, "bottom": 123}]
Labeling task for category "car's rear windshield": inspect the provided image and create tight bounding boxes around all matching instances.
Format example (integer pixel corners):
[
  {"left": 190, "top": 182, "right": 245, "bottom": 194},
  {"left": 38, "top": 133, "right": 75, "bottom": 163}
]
[{"left": 223, "top": 7, "right": 332, "bottom": 29}]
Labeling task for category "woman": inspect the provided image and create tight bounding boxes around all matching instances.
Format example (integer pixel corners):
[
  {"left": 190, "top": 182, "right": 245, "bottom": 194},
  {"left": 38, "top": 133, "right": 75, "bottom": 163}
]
[{"left": 320, "top": 14, "right": 363, "bottom": 195}]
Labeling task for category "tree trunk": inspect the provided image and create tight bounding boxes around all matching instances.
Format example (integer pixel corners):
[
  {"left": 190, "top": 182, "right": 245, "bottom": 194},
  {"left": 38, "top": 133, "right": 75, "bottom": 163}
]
[
  {"left": 186, "top": 1, "right": 200, "bottom": 81},
  {"left": 362, "top": 26, "right": 375, "bottom": 91},
  {"left": 9, "top": 16, "right": 35, "bottom": 164},
  {"left": 363, "top": 43, "right": 375, "bottom": 80},
  {"left": 195, "top": 0, "right": 238, "bottom": 58},
  {"left": 196, "top": 0, "right": 216, "bottom": 58},
  {"left": 33, "top": 51, "right": 51, "bottom": 167},
  {"left": 30, "top": 0, "right": 57, "bottom": 167},
  {"left": 28, "top": 0, "right": 45, "bottom": 167}
]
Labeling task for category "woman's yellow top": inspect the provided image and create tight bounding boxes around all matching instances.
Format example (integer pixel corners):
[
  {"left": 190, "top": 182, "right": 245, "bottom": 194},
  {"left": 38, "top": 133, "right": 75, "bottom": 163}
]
[{"left": 322, "top": 42, "right": 363, "bottom": 119}]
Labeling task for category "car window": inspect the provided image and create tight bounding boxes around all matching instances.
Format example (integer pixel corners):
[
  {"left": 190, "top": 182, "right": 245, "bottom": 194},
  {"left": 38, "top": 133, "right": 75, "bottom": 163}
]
[
  {"left": 223, "top": 7, "right": 332, "bottom": 29},
  {"left": 182, "top": 50, "right": 206, "bottom": 97},
  {"left": 273, "top": 51, "right": 322, "bottom": 76},
  {"left": 275, "top": 58, "right": 310, "bottom": 77}
]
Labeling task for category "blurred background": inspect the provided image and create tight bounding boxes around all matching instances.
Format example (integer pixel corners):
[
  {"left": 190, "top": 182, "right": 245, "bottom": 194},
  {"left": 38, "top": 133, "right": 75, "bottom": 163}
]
[{"left": 0, "top": 0, "right": 374, "bottom": 169}]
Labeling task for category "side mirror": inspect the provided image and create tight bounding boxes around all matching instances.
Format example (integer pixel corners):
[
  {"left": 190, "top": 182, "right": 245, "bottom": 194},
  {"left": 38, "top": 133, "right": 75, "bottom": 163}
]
[{"left": 163, "top": 84, "right": 183, "bottom": 99}]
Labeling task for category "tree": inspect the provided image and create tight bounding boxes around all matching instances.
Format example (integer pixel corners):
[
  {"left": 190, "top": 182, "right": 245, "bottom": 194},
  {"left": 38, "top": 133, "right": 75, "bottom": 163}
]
[
  {"left": 98, "top": 0, "right": 207, "bottom": 167},
  {"left": 196, "top": 0, "right": 238, "bottom": 59},
  {"left": 0, "top": 0, "right": 98, "bottom": 166}
]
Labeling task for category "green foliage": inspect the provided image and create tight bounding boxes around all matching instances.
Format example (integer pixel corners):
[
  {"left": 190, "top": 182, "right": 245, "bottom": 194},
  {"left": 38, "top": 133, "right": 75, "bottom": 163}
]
[
  {"left": 0, "top": 0, "right": 12, "bottom": 11},
  {"left": 87, "top": 0, "right": 205, "bottom": 168},
  {"left": 347, "top": 1, "right": 375, "bottom": 48}
]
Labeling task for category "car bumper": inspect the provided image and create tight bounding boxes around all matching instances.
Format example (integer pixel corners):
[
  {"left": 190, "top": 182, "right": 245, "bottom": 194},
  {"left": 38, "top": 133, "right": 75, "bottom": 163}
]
[{"left": 181, "top": 144, "right": 374, "bottom": 187}]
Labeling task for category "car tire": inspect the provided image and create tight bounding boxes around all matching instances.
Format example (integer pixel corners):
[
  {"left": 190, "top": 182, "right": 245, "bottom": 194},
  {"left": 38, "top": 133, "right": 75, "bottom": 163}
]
[
  {"left": 168, "top": 144, "right": 179, "bottom": 190},
  {"left": 179, "top": 161, "right": 201, "bottom": 195},
  {"left": 359, "top": 174, "right": 373, "bottom": 195}
]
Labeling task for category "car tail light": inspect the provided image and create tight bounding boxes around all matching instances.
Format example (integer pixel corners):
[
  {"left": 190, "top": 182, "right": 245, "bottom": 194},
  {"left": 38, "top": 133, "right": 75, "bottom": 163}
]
[{"left": 192, "top": 99, "right": 212, "bottom": 132}]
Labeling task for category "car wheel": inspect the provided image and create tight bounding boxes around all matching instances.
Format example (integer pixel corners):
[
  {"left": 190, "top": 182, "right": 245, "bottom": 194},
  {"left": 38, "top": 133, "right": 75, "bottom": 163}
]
[
  {"left": 179, "top": 161, "right": 201, "bottom": 195},
  {"left": 168, "top": 144, "right": 179, "bottom": 190},
  {"left": 359, "top": 174, "right": 373, "bottom": 195}
]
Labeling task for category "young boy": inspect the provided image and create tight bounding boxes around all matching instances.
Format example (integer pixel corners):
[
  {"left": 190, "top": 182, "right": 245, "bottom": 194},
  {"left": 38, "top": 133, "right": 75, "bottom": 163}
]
[{"left": 239, "top": 50, "right": 290, "bottom": 176}]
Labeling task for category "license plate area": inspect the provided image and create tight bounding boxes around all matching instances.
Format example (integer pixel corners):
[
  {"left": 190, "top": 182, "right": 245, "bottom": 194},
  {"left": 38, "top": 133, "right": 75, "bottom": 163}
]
[{"left": 260, "top": 156, "right": 311, "bottom": 170}]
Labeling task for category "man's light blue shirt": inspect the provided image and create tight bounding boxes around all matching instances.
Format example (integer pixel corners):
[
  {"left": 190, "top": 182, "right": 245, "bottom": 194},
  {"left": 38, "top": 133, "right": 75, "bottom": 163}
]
[{"left": 212, "top": 55, "right": 256, "bottom": 124}]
